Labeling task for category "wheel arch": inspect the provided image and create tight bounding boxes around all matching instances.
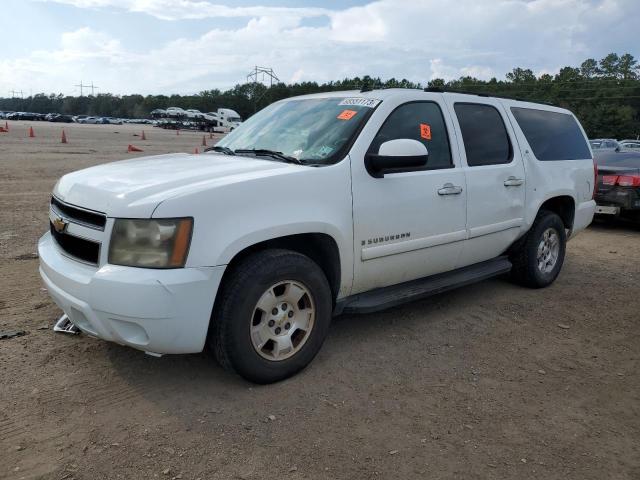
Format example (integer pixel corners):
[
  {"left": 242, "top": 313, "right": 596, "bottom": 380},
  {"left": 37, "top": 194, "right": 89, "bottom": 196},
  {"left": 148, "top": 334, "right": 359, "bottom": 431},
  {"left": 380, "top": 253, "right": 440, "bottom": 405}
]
[
  {"left": 538, "top": 195, "right": 576, "bottom": 230},
  {"left": 219, "top": 232, "right": 343, "bottom": 305}
]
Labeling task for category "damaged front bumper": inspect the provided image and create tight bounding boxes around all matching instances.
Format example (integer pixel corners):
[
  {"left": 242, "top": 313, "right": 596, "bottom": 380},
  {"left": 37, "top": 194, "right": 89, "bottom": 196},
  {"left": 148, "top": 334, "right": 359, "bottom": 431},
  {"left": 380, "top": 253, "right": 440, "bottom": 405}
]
[{"left": 38, "top": 232, "right": 225, "bottom": 354}]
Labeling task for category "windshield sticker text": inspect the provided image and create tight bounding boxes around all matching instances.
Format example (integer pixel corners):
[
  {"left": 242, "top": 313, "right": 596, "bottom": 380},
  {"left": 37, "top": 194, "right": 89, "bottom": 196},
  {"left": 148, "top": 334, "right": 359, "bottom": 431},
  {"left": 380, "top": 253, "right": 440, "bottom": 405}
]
[{"left": 338, "top": 98, "right": 381, "bottom": 108}]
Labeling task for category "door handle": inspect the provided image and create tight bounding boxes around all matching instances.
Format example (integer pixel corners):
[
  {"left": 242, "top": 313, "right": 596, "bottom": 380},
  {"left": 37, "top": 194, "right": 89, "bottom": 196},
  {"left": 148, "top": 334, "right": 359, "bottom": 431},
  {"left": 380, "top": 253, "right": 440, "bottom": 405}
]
[
  {"left": 437, "top": 183, "right": 463, "bottom": 195},
  {"left": 504, "top": 176, "right": 524, "bottom": 187}
]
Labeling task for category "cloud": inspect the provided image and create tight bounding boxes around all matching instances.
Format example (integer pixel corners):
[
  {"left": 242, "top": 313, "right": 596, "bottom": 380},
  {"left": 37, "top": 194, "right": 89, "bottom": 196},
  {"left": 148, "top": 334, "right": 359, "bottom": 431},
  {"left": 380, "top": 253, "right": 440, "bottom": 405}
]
[
  {"left": 38, "top": 0, "right": 329, "bottom": 20},
  {"left": 3, "top": 0, "right": 639, "bottom": 95}
]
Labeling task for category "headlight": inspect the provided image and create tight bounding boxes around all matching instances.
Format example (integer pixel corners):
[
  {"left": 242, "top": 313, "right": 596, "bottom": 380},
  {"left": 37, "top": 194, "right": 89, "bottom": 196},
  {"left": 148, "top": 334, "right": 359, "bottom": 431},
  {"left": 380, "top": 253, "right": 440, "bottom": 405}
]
[{"left": 108, "top": 218, "right": 193, "bottom": 268}]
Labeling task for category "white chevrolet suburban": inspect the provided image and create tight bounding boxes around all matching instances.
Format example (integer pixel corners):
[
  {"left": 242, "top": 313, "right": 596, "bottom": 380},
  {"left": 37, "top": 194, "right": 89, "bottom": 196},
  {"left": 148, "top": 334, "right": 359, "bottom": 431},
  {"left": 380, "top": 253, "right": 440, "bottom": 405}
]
[{"left": 39, "top": 89, "right": 596, "bottom": 383}]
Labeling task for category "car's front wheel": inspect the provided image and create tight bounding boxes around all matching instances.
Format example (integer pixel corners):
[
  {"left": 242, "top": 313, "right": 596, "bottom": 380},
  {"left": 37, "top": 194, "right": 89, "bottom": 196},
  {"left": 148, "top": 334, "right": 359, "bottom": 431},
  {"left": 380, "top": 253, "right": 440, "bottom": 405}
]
[{"left": 210, "top": 249, "right": 332, "bottom": 383}]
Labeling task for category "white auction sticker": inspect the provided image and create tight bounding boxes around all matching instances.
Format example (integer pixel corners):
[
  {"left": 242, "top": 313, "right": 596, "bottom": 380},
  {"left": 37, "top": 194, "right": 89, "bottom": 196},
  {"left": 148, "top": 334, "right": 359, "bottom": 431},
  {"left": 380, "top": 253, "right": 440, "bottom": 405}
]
[{"left": 338, "top": 97, "right": 381, "bottom": 108}]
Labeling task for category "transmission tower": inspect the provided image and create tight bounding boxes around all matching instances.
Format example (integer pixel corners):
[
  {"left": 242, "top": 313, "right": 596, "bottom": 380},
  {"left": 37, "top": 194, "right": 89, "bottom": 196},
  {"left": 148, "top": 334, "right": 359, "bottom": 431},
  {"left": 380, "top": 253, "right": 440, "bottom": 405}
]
[
  {"left": 74, "top": 81, "right": 99, "bottom": 96},
  {"left": 246, "top": 66, "right": 279, "bottom": 111},
  {"left": 246, "top": 66, "right": 279, "bottom": 87}
]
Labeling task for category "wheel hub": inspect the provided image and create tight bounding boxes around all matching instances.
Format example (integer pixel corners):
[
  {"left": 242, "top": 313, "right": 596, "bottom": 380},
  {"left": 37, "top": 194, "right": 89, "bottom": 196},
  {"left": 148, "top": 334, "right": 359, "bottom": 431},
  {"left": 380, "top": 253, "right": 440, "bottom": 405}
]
[
  {"left": 536, "top": 228, "right": 560, "bottom": 274},
  {"left": 250, "top": 280, "right": 315, "bottom": 361}
]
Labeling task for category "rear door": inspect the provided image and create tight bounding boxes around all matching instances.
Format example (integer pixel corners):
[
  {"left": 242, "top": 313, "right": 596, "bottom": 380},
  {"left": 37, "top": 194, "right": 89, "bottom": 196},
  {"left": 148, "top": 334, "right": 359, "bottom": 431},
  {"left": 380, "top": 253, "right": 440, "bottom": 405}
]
[{"left": 443, "top": 96, "right": 526, "bottom": 267}]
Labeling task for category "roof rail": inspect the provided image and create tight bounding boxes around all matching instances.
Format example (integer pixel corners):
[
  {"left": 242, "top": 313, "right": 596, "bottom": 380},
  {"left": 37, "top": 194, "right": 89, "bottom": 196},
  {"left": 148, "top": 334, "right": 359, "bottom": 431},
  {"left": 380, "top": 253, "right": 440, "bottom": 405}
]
[{"left": 423, "top": 87, "right": 555, "bottom": 106}]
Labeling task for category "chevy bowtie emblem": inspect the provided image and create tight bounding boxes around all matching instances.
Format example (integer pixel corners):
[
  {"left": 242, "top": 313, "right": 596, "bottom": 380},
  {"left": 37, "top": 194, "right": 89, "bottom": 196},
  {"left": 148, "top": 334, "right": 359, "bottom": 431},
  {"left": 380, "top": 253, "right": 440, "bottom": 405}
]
[{"left": 52, "top": 215, "right": 68, "bottom": 233}]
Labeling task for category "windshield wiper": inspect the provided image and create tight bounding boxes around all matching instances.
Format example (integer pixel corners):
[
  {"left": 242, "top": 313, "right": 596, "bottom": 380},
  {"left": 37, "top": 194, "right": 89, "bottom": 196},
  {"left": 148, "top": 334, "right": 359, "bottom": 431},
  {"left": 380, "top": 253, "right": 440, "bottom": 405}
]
[
  {"left": 234, "top": 149, "right": 304, "bottom": 165},
  {"left": 205, "top": 145, "right": 235, "bottom": 155}
]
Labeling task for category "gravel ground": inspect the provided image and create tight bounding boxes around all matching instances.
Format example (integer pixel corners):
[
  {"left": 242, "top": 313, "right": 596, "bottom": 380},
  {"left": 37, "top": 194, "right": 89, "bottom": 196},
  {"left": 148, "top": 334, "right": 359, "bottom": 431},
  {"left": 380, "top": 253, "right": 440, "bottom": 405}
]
[{"left": 1, "top": 121, "right": 639, "bottom": 480}]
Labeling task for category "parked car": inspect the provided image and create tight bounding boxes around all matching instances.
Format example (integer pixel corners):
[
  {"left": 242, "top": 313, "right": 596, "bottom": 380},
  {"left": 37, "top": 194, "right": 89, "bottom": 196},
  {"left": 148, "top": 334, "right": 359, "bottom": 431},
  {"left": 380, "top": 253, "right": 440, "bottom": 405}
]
[
  {"left": 0, "top": 111, "right": 15, "bottom": 119},
  {"left": 185, "top": 109, "right": 205, "bottom": 119},
  {"left": 590, "top": 138, "right": 621, "bottom": 151},
  {"left": 125, "top": 118, "right": 153, "bottom": 124},
  {"left": 39, "top": 89, "right": 596, "bottom": 383},
  {"left": 594, "top": 149, "right": 640, "bottom": 221},
  {"left": 7, "top": 111, "right": 39, "bottom": 120},
  {"left": 150, "top": 109, "right": 166, "bottom": 118},
  {"left": 96, "top": 117, "right": 122, "bottom": 125},
  {"left": 48, "top": 114, "right": 74, "bottom": 123},
  {"left": 620, "top": 139, "right": 640, "bottom": 150},
  {"left": 165, "top": 107, "right": 187, "bottom": 118},
  {"left": 78, "top": 116, "right": 99, "bottom": 124}
]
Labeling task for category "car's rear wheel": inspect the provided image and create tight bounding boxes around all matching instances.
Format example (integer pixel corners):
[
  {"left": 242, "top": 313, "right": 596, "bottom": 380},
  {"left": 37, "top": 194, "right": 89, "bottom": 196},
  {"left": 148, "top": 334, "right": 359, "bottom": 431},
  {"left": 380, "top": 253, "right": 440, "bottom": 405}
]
[
  {"left": 210, "top": 249, "right": 332, "bottom": 383},
  {"left": 510, "top": 210, "right": 566, "bottom": 288}
]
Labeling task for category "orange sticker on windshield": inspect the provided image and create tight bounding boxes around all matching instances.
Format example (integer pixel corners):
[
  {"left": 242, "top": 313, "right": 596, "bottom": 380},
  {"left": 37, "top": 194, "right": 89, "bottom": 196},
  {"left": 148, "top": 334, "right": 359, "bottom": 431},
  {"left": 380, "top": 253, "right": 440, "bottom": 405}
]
[
  {"left": 420, "top": 123, "right": 432, "bottom": 140},
  {"left": 337, "top": 109, "right": 358, "bottom": 120}
]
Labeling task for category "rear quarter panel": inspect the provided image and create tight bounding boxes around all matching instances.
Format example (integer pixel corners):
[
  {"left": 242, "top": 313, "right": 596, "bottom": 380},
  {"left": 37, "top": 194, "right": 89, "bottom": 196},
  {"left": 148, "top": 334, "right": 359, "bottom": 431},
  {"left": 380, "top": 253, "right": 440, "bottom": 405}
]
[{"left": 502, "top": 100, "right": 595, "bottom": 236}]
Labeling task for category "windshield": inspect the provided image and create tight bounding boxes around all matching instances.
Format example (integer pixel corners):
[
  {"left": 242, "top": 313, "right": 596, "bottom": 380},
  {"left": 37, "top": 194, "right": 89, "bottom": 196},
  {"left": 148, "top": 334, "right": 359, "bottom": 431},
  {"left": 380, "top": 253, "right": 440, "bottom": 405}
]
[{"left": 216, "top": 97, "right": 379, "bottom": 164}]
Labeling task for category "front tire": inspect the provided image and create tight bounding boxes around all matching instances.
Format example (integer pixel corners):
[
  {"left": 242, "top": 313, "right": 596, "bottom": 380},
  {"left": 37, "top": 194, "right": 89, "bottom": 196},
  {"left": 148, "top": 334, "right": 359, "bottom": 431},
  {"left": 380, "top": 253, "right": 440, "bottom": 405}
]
[
  {"left": 510, "top": 210, "right": 566, "bottom": 288},
  {"left": 210, "top": 249, "right": 332, "bottom": 383}
]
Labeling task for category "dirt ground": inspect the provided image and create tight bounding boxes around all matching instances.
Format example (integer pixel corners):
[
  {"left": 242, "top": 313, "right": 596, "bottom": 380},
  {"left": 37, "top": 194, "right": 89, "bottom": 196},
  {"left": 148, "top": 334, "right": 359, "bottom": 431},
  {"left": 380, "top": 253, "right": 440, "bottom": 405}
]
[{"left": 1, "top": 120, "right": 639, "bottom": 480}]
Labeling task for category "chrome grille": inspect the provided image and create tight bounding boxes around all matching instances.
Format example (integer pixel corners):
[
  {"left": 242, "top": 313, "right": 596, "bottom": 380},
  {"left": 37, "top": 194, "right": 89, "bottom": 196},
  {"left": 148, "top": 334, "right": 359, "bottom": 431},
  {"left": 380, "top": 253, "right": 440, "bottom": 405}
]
[
  {"left": 51, "top": 196, "right": 106, "bottom": 230},
  {"left": 49, "top": 197, "right": 106, "bottom": 266},
  {"left": 50, "top": 222, "right": 101, "bottom": 265}
]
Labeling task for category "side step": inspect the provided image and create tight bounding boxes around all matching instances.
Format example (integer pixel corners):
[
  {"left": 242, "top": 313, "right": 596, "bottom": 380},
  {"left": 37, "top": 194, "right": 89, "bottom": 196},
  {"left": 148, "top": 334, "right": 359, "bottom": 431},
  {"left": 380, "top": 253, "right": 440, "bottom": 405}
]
[{"left": 335, "top": 256, "right": 512, "bottom": 315}]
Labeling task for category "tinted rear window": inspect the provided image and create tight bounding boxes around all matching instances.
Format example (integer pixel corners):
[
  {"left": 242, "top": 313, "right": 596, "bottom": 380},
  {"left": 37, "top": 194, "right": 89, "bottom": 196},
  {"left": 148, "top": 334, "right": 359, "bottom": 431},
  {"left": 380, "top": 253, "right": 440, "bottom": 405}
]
[
  {"left": 511, "top": 107, "right": 591, "bottom": 161},
  {"left": 454, "top": 103, "right": 512, "bottom": 166}
]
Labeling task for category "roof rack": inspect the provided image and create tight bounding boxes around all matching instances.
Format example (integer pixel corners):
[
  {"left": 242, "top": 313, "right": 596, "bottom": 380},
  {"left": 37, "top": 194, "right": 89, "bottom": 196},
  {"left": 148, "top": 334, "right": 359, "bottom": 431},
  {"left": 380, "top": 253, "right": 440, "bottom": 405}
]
[{"left": 423, "top": 87, "right": 555, "bottom": 106}]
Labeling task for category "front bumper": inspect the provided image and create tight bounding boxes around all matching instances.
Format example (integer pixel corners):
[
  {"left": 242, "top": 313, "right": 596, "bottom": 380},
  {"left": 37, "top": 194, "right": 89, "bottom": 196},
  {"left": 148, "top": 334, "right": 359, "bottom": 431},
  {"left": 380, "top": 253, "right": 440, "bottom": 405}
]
[{"left": 38, "top": 232, "right": 225, "bottom": 354}]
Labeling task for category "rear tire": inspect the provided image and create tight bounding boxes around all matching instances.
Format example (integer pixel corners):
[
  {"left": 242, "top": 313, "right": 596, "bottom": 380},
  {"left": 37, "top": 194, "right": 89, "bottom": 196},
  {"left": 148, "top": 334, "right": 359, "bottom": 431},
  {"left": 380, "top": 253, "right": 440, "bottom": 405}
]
[
  {"left": 510, "top": 210, "right": 566, "bottom": 288},
  {"left": 210, "top": 249, "right": 332, "bottom": 383}
]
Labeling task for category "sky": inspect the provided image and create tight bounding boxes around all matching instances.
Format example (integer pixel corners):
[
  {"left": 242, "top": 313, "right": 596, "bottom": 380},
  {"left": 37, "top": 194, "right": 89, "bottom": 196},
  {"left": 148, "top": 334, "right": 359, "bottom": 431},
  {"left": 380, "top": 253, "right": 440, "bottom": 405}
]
[{"left": 0, "top": 0, "right": 637, "bottom": 96}]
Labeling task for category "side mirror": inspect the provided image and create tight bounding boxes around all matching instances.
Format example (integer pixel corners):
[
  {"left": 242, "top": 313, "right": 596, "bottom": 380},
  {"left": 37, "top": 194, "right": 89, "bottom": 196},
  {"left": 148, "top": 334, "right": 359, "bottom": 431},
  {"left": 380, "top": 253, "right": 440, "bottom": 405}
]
[{"left": 365, "top": 139, "right": 429, "bottom": 178}]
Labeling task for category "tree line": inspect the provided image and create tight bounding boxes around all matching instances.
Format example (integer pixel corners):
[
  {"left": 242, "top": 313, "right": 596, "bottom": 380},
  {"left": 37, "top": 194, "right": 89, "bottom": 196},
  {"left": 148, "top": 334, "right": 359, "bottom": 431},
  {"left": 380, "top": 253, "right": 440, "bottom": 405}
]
[{"left": 1, "top": 52, "right": 638, "bottom": 139}]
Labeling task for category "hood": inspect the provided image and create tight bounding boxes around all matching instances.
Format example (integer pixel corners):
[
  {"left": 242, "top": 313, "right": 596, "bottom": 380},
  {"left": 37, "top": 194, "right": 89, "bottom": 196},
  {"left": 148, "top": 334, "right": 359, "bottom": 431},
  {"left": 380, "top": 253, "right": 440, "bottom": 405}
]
[{"left": 54, "top": 152, "right": 296, "bottom": 217}]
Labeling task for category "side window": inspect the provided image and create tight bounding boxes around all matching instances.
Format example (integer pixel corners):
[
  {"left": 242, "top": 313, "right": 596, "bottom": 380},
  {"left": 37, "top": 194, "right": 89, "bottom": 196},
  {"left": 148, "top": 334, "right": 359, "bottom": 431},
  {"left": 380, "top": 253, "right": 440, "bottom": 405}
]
[
  {"left": 368, "top": 102, "right": 452, "bottom": 170},
  {"left": 454, "top": 103, "right": 512, "bottom": 166}
]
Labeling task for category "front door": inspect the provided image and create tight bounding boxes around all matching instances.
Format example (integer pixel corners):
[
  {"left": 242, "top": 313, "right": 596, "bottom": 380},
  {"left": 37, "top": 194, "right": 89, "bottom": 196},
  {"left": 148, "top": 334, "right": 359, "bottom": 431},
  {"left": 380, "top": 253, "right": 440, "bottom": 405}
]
[{"left": 350, "top": 97, "right": 468, "bottom": 294}]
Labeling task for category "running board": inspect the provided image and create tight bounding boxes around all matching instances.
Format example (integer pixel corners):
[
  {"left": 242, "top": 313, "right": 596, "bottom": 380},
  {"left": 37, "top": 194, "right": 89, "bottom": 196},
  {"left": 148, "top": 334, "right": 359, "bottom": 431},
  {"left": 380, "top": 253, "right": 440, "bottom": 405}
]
[{"left": 335, "top": 256, "right": 512, "bottom": 315}]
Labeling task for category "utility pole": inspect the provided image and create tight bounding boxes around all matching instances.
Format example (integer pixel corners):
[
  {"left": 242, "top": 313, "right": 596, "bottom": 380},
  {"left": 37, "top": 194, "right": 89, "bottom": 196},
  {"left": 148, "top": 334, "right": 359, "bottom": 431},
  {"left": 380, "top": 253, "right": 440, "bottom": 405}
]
[
  {"left": 89, "top": 82, "right": 99, "bottom": 96},
  {"left": 10, "top": 90, "right": 24, "bottom": 98}
]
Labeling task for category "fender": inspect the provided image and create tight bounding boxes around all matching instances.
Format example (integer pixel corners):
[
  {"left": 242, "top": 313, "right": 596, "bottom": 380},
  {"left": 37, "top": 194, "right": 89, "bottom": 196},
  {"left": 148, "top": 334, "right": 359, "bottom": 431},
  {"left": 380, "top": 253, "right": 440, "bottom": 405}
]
[{"left": 217, "top": 222, "right": 353, "bottom": 298}]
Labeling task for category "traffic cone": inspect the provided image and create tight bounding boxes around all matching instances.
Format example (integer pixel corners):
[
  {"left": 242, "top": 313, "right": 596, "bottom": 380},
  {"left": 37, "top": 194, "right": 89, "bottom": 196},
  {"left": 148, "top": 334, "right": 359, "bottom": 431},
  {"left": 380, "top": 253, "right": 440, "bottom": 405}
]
[
  {"left": 176, "top": 129, "right": 180, "bottom": 136},
  {"left": 141, "top": 131, "right": 146, "bottom": 140},
  {"left": 202, "top": 135, "right": 207, "bottom": 147},
  {"left": 28, "top": 126, "right": 35, "bottom": 138},
  {"left": 4, "top": 121, "right": 8, "bottom": 130},
  {"left": 127, "top": 144, "right": 143, "bottom": 152},
  {"left": 194, "top": 147, "right": 199, "bottom": 154},
  {"left": 209, "top": 132, "right": 213, "bottom": 139},
  {"left": 61, "top": 129, "right": 67, "bottom": 144}
]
